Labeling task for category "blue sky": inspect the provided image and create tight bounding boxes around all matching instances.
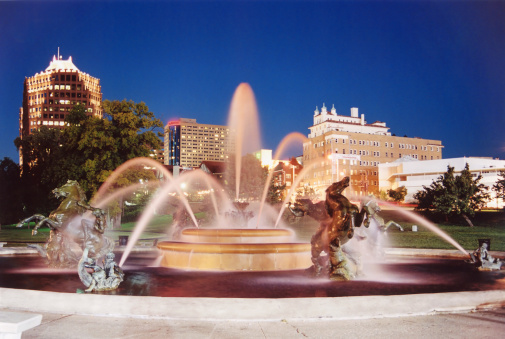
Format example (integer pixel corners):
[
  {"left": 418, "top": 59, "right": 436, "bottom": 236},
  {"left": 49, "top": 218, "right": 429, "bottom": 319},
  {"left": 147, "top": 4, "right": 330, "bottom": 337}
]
[{"left": 1, "top": 0, "right": 504, "bottom": 162}]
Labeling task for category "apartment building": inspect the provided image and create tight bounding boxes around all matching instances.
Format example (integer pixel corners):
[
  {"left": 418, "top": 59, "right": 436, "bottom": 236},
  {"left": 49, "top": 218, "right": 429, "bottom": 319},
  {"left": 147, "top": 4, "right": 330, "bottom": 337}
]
[{"left": 303, "top": 104, "right": 443, "bottom": 196}]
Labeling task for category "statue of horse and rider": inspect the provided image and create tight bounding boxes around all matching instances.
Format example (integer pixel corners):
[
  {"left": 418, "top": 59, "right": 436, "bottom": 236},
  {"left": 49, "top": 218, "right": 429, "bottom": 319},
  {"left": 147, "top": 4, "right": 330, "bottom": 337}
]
[
  {"left": 288, "top": 177, "right": 403, "bottom": 280},
  {"left": 17, "top": 180, "right": 114, "bottom": 268}
]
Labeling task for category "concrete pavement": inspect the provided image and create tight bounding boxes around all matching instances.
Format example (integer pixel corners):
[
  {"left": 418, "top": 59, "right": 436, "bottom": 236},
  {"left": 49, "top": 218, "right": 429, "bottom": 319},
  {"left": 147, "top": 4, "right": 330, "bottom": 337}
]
[{"left": 8, "top": 308, "right": 505, "bottom": 339}]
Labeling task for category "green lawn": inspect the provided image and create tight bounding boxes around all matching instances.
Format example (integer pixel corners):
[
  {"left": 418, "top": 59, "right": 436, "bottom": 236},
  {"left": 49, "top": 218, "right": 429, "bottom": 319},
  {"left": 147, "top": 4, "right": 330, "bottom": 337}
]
[{"left": 2, "top": 210, "right": 505, "bottom": 251}]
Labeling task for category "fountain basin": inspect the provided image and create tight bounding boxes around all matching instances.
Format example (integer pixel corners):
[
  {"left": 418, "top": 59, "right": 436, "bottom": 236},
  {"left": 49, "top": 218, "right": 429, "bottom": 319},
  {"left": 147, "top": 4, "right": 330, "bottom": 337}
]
[
  {"left": 157, "top": 241, "right": 312, "bottom": 271},
  {"left": 179, "top": 228, "right": 294, "bottom": 243}
]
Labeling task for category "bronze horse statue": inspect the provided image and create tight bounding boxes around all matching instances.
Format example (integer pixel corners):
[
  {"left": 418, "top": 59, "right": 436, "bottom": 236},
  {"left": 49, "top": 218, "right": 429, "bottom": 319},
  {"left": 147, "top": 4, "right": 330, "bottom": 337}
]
[
  {"left": 289, "top": 177, "right": 367, "bottom": 280},
  {"left": 17, "top": 180, "right": 114, "bottom": 267}
]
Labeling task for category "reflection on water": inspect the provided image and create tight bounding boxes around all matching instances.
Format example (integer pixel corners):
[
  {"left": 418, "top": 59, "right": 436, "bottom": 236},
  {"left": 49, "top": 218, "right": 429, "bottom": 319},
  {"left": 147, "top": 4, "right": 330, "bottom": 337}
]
[{"left": 1, "top": 253, "right": 504, "bottom": 298}]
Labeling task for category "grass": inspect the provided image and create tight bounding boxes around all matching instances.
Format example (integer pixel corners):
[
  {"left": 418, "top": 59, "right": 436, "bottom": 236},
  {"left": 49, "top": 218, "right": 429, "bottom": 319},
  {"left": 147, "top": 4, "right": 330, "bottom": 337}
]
[
  {"left": 2, "top": 210, "right": 505, "bottom": 251},
  {"left": 387, "top": 225, "right": 505, "bottom": 251}
]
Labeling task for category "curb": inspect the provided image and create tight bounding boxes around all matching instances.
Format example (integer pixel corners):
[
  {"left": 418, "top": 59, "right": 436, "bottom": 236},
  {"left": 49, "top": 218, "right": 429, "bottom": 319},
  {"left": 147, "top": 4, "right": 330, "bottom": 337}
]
[{"left": 1, "top": 288, "right": 504, "bottom": 321}]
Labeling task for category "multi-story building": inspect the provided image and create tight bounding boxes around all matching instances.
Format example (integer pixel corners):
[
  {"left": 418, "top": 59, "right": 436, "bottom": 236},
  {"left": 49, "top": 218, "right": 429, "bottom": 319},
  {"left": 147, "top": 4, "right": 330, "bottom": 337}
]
[
  {"left": 303, "top": 103, "right": 443, "bottom": 197},
  {"left": 20, "top": 53, "right": 102, "bottom": 137},
  {"left": 164, "top": 118, "right": 234, "bottom": 168}
]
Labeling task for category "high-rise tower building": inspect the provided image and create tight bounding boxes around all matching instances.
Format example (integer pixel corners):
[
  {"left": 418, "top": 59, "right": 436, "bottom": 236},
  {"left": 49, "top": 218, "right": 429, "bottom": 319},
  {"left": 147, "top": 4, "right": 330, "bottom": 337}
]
[
  {"left": 20, "top": 53, "right": 102, "bottom": 138},
  {"left": 165, "top": 118, "right": 234, "bottom": 168},
  {"left": 303, "top": 104, "right": 443, "bottom": 196}
]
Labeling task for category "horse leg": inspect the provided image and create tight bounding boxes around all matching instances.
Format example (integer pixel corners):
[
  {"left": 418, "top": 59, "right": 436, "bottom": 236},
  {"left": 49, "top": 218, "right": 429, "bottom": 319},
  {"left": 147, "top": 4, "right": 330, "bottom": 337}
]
[
  {"left": 16, "top": 214, "right": 46, "bottom": 228},
  {"left": 328, "top": 238, "right": 354, "bottom": 281},
  {"left": 33, "top": 218, "right": 60, "bottom": 236},
  {"left": 310, "top": 225, "right": 326, "bottom": 276},
  {"left": 384, "top": 220, "right": 403, "bottom": 232},
  {"left": 355, "top": 206, "right": 369, "bottom": 228}
]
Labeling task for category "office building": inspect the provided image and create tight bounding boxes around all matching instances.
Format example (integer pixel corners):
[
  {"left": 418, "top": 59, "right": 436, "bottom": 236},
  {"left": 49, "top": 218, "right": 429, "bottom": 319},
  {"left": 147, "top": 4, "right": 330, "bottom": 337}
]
[{"left": 165, "top": 118, "right": 234, "bottom": 168}]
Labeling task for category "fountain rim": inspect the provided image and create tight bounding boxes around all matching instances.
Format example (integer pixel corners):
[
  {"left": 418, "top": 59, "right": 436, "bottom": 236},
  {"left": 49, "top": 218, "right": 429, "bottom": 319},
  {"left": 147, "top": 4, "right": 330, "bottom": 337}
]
[
  {"left": 180, "top": 228, "right": 293, "bottom": 237},
  {"left": 157, "top": 241, "right": 311, "bottom": 254}
]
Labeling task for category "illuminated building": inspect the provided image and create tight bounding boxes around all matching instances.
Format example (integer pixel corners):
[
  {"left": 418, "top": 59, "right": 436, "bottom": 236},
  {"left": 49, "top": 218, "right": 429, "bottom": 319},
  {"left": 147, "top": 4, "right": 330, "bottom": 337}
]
[
  {"left": 20, "top": 52, "right": 102, "bottom": 137},
  {"left": 164, "top": 118, "right": 234, "bottom": 167},
  {"left": 303, "top": 104, "right": 443, "bottom": 196}
]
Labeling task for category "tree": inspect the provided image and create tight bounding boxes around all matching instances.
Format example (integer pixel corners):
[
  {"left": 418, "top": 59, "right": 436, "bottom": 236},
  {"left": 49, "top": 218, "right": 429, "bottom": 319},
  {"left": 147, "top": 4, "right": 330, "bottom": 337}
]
[
  {"left": 0, "top": 158, "right": 23, "bottom": 224},
  {"left": 224, "top": 154, "right": 268, "bottom": 201},
  {"left": 387, "top": 186, "right": 407, "bottom": 202},
  {"left": 414, "top": 164, "right": 489, "bottom": 227},
  {"left": 14, "top": 127, "right": 66, "bottom": 215},
  {"left": 267, "top": 182, "right": 286, "bottom": 204},
  {"left": 62, "top": 100, "right": 163, "bottom": 196},
  {"left": 14, "top": 100, "right": 164, "bottom": 221},
  {"left": 492, "top": 171, "right": 505, "bottom": 205}
]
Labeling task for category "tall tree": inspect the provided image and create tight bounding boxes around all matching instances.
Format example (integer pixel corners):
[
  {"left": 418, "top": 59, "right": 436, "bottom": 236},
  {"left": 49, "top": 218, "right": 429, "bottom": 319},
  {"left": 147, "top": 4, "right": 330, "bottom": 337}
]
[
  {"left": 62, "top": 100, "right": 163, "bottom": 196},
  {"left": 0, "top": 158, "right": 23, "bottom": 224},
  {"left": 492, "top": 171, "right": 505, "bottom": 206},
  {"left": 414, "top": 164, "right": 489, "bottom": 226},
  {"left": 14, "top": 127, "right": 66, "bottom": 215}
]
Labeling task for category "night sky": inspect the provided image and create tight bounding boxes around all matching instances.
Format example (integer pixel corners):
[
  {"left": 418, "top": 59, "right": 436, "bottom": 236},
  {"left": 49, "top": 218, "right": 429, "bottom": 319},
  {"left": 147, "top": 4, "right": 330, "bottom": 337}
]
[{"left": 1, "top": 1, "right": 504, "bottom": 163}]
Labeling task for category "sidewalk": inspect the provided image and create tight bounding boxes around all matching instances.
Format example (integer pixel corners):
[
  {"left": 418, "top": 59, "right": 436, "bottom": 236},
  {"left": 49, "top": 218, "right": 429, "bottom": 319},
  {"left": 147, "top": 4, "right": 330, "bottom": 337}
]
[{"left": 7, "top": 308, "right": 505, "bottom": 339}]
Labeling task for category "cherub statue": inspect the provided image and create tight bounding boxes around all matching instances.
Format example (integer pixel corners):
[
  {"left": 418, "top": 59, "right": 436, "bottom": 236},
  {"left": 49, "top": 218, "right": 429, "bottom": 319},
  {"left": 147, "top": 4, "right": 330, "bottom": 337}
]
[
  {"left": 78, "top": 248, "right": 124, "bottom": 292},
  {"left": 470, "top": 241, "right": 502, "bottom": 271}
]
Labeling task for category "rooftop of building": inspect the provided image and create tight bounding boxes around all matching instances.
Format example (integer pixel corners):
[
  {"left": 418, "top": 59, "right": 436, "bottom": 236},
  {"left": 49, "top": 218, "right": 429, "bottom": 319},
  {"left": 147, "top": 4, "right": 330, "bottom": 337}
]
[{"left": 45, "top": 55, "right": 80, "bottom": 72}]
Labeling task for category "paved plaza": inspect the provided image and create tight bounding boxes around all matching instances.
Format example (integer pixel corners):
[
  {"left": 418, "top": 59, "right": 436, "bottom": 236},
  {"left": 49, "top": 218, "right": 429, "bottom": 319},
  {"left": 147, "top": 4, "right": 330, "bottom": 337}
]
[{"left": 5, "top": 308, "right": 504, "bottom": 339}]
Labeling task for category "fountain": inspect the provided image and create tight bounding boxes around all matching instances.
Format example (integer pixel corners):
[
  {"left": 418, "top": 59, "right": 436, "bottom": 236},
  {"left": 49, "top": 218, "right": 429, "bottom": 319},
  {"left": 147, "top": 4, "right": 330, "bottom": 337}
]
[
  {"left": 152, "top": 83, "right": 313, "bottom": 271},
  {"left": 1, "top": 83, "right": 504, "bottom": 321}
]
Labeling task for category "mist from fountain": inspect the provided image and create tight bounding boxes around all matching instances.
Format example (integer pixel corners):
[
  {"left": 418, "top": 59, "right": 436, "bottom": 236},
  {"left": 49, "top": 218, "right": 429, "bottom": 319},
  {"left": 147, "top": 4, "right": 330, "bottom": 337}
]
[
  {"left": 88, "top": 82, "right": 470, "bottom": 274},
  {"left": 255, "top": 132, "right": 308, "bottom": 228},
  {"left": 227, "top": 83, "right": 261, "bottom": 200}
]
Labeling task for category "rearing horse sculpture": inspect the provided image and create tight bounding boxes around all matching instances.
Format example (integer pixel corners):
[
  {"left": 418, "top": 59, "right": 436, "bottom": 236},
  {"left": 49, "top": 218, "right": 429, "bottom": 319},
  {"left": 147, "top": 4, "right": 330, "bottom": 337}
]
[
  {"left": 289, "top": 177, "right": 366, "bottom": 280},
  {"left": 17, "top": 180, "right": 114, "bottom": 267}
]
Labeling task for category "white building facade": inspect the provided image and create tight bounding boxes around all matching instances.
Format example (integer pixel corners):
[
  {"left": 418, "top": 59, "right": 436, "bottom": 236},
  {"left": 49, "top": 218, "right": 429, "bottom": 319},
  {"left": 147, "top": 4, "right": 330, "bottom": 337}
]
[{"left": 379, "top": 157, "right": 505, "bottom": 208}]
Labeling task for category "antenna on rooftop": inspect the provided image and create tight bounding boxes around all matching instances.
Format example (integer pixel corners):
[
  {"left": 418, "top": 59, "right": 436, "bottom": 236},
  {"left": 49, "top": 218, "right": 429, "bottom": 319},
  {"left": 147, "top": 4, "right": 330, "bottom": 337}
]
[{"left": 58, "top": 47, "right": 61, "bottom": 60}]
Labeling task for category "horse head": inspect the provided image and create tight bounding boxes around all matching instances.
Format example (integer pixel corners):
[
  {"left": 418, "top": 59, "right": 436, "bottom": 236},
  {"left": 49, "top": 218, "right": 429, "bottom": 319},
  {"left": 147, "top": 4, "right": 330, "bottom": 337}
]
[
  {"left": 363, "top": 198, "right": 381, "bottom": 215},
  {"left": 326, "top": 177, "right": 350, "bottom": 197},
  {"left": 52, "top": 180, "right": 86, "bottom": 202}
]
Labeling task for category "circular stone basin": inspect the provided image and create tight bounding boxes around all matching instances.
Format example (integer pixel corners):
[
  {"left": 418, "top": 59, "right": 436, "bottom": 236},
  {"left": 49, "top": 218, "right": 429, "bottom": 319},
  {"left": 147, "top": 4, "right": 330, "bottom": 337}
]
[
  {"left": 179, "top": 228, "right": 294, "bottom": 243},
  {"left": 157, "top": 228, "right": 311, "bottom": 271},
  {"left": 157, "top": 242, "right": 311, "bottom": 271}
]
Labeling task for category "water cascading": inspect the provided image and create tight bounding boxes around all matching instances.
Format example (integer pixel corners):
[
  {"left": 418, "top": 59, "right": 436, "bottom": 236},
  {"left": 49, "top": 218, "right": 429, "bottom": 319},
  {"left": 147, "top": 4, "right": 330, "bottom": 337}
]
[{"left": 155, "top": 83, "right": 312, "bottom": 271}]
